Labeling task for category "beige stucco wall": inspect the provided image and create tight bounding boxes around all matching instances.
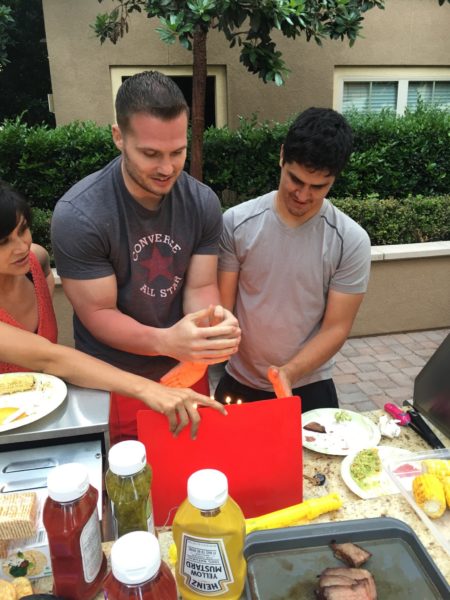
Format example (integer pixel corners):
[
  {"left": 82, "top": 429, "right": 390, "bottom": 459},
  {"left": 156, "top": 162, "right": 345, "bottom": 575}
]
[
  {"left": 352, "top": 255, "right": 450, "bottom": 337},
  {"left": 42, "top": 0, "right": 450, "bottom": 128}
]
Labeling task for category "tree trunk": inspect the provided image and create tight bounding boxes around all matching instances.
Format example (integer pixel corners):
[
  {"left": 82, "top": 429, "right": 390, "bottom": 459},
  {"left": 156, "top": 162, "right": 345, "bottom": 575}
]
[{"left": 190, "top": 25, "right": 207, "bottom": 182}]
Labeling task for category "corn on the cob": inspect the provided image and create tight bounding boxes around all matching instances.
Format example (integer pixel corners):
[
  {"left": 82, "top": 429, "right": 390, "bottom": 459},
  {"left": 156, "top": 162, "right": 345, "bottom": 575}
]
[
  {"left": 0, "top": 374, "right": 35, "bottom": 395},
  {"left": 442, "top": 475, "right": 450, "bottom": 509},
  {"left": 412, "top": 474, "right": 446, "bottom": 519},
  {"left": 245, "top": 493, "right": 343, "bottom": 534},
  {"left": 421, "top": 459, "right": 450, "bottom": 481}
]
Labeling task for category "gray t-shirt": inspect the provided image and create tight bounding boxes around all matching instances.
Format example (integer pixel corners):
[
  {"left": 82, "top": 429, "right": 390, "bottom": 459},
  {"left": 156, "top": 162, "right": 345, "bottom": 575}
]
[
  {"left": 219, "top": 191, "right": 371, "bottom": 390},
  {"left": 51, "top": 156, "right": 222, "bottom": 379}
]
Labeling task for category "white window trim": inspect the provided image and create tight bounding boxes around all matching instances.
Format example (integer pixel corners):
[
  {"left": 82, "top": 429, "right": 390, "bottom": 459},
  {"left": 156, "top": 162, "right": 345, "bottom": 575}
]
[
  {"left": 333, "top": 67, "right": 450, "bottom": 115},
  {"left": 110, "top": 65, "right": 227, "bottom": 127}
]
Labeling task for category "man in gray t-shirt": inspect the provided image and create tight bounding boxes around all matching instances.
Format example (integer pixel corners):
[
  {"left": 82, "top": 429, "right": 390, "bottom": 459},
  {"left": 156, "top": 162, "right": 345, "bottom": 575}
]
[
  {"left": 216, "top": 108, "right": 371, "bottom": 412},
  {"left": 51, "top": 71, "right": 240, "bottom": 441}
]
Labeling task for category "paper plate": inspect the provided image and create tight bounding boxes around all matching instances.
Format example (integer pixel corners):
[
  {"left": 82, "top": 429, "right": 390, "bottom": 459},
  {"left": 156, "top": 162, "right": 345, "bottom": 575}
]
[
  {"left": 0, "top": 372, "right": 67, "bottom": 433},
  {"left": 341, "top": 446, "right": 412, "bottom": 499},
  {"left": 302, "top": 408, "right": 381, "bottom": 456}
]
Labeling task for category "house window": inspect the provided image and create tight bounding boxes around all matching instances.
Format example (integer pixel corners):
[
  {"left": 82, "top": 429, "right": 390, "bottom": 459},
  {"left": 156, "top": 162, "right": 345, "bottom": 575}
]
[
  {"left": 343, "top": 81, "right": 397, "bottom": 113},
  {"left": 334, "top": 68, "right": 450, "bottom": 115},
  {"left": 407, "top": 81, "right": 450, "bottom": 110},
  {"left": 110, "top": 66, "right": 227, "bottom": 127}
]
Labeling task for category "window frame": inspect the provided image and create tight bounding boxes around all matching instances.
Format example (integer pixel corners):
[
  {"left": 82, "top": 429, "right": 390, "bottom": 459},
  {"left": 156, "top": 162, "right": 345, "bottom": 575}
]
[
  {"left": 110, "top": 65, "right": 228, "bottom": 127},
  {"left": 333, "top": 67, "right": 450, "bottom": 115}
]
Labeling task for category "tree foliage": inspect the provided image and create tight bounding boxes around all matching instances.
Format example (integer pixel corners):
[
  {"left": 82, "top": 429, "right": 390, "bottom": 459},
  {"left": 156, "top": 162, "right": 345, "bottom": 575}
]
[
  {"left": 0, "top": 0, "right": 54, "bottom": 126},
  {"left": 93, "top": 0, "right": 449, "bottom": 180}
]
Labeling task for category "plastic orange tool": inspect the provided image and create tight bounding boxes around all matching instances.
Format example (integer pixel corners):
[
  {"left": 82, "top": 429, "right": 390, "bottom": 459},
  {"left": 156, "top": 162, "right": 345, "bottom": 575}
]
[{"left": 137, "top": 396, "right": 303, "bottom": 527}]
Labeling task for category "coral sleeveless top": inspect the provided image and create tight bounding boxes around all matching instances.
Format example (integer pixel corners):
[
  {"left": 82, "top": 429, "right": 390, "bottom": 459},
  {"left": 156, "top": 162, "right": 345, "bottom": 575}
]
[{"left": 0, "top": 251, "right": 58, "bottom": 373}]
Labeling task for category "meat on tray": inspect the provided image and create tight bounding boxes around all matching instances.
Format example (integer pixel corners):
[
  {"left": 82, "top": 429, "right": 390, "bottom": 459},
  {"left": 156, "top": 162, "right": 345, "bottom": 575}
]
[
  {"left": 304, "top": 421, "right": 327, "bottom": 433},
  {"left": 330, "top": 541, "right": 372, "bottom": 567},
  {"left": 315, "top": 566, "right": 377, "bottom": 600}
]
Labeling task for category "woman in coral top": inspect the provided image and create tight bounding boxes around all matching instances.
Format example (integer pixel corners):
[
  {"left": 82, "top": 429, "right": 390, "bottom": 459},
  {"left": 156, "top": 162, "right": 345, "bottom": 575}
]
[{"left": 0, "top": 180, "right": 57, "bottom": 373}]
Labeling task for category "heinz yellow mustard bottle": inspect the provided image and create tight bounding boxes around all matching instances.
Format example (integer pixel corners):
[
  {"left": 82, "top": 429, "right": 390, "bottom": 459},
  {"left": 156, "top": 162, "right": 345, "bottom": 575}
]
[{"left": 172, "top": 469, "right": 246, "bottom": 600}]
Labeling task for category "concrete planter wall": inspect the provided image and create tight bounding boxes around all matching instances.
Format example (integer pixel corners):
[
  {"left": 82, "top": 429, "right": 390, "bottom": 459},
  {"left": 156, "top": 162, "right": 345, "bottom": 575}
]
[{"left": 53, "top": 241, "right": 450, "bottom": 347}]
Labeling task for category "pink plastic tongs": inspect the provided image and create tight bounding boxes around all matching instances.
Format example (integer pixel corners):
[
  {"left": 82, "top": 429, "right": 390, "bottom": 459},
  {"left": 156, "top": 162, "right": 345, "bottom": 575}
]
[{"left": 384, "top": 402, "right": 411, "bottom": 426}]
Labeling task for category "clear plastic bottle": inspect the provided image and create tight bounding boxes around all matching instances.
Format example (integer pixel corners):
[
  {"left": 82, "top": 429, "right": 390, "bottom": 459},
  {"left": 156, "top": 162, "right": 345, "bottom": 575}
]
[
  {"left": 103, "top": 531, "right": 177, "bottom": 599},
  {"left": 43, "top": 462, "right": 107, "bottom": 600},
  {"left": 105, "top": 440, "right": 154, "bottom": 538},
  {"left": 172, "top": 469, "right": 246, "bottom": 600}
]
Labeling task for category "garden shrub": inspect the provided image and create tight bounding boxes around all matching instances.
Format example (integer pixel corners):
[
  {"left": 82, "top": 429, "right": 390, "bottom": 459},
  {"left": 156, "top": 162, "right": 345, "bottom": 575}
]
[{"left": 0, "top": 107, "right": 449, "bottom": 251}]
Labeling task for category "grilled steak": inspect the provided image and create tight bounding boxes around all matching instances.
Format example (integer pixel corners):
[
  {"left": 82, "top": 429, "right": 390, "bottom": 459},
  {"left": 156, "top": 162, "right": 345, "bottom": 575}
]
[
  {"left": 317, "top": 568, "right": 377, "bottom": 600},
  {"left": 330, "top": 541, "right": 372, "bottom": 567},
  {"left": 304, "top": 421, "right": 326, "bottom": 433}
]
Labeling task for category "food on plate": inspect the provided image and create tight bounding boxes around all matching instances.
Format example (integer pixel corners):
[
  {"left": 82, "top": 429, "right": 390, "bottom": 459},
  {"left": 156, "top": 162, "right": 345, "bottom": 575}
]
[
  {"left": 315, "top": 567, "right": 377, "bottom": 600},
  {"left": 330, "top": 541, "right": 372, "bottom": 568},
  {"left": 349, "top": 448, "right": 381, "bottom": 490},
  {"left": 335, "top": 410, "right": 352, "bottom": 424},
  {"left": 2, "top": 548, "right": 48, "bottom": 578},
  {"left": 0, "top": 492, "right": 37, "bottom": 540},
  {"left": 421, "top": 459, "right": 450, "bottom": 480},
  {"left": 0, "top": 408, "right": 27, "bottom": 426},
  {"left": 304, "top": 421, "right": 326, "bottom": 433},
  {"left": 11, "top": 577, "right": 33, "bottom": 599},
  {"left": 0, "top": 580, "right": 16, "bottom": 600},
  {"left": 0, "top": 374, "right": 35, "bottom": 396},
  {"left": 412, "top": 473, "right": 446, "bottom": 519}
]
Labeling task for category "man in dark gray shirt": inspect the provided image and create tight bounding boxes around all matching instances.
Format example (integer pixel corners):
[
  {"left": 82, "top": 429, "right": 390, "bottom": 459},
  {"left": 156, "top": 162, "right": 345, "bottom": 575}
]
[{"left": 52, "top": 71, "right": 240, "bottom": 440}]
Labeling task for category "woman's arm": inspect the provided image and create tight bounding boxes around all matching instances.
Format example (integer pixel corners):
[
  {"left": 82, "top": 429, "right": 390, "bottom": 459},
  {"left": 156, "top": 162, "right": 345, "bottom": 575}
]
[{"left": 0, "top": 323, "right": 226, "bottom": 438}]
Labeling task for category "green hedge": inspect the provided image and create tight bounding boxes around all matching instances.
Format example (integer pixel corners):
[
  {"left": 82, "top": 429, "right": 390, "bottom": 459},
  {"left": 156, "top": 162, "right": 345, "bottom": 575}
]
[
  {"left": 1, "top": 106, "right": 449, "bottom": 249},
  {"left": 332, "top": 196, "right": 450, "bottom": 245}
]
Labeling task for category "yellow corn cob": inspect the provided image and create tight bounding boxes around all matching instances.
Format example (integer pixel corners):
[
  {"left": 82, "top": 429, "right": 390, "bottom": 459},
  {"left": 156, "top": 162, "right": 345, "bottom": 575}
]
[
  {"left": 245, "top": 493, "right": 343, "bottom": 535},
  {"left": 412, "top": 474, "right": 446, "bottom": 519},
  {"left": 442, "top": 476, "right": 450, "bottom": 509},
  {"left": 421, "top": 459, "right": 450, "bottom": 481},
  {"left": 0, "top": 374, "right": 35, "bottom": 395}
]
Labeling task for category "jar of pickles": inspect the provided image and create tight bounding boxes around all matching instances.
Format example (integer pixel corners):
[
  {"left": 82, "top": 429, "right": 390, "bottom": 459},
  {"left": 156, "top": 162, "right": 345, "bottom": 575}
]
[{"left": 105, "top": 440, "right": 154, "bottom": 539}]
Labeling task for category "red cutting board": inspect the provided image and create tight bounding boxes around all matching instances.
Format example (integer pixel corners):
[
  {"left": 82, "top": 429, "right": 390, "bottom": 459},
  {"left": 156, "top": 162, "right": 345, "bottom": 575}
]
[{"left": 137, "top": 396, "right": 303, "bottom": 527}]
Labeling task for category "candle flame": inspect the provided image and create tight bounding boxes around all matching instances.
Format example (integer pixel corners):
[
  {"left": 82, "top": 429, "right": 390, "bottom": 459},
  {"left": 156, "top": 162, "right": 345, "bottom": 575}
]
[
  {"left": 236, "top": 399, "right": 242, "bottom": 405},
  {"left": 225, "top": 396, "right": 232, "bottom": 405}
]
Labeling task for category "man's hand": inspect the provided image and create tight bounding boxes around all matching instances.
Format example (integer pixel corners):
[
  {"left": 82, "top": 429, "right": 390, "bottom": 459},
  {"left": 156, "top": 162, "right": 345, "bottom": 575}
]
[
  {"left": 267, "top": 365, "right": 293, "bottom": 398},
  {"left": 160, "top": 306, "right": 240, "bottom": 364},
  {"left": 140, "top": 383, "right": 227, "bottom": 439}
]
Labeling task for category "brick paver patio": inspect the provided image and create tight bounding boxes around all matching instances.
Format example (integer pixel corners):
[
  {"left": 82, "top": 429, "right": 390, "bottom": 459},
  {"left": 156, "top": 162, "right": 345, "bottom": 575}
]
[{"left": 333, "top": 328, "right": 449, "bottom": 412}]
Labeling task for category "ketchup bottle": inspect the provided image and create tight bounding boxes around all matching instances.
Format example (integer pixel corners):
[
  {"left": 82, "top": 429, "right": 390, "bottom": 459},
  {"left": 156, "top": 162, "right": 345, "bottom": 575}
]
[
  {"left": 43, "top": 462, "right": 107, "bottom": 600},
  {"left": 103, "top": 531, "right": 177, "bottom": 599}
]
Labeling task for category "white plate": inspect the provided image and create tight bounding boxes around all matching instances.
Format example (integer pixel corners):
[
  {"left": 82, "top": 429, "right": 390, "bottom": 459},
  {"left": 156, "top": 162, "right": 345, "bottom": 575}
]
[
  {"left": 341, "top": 446, "right": 412, "bottom": 499},
  {"left": 302, "top": 408, "right": 381, "bottom": 456},
  {"left": 0, "top": 372, "right": 67, "bottom": 432}
]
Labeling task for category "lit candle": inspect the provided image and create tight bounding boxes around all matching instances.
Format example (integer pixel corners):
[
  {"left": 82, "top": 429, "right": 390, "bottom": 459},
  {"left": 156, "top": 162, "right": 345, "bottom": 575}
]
[
  {"left": 236, "top": 399, "right": 242, "bottom": 405},
  {"left": 225, "top": 396, "right": 232, "bottom": 405}
]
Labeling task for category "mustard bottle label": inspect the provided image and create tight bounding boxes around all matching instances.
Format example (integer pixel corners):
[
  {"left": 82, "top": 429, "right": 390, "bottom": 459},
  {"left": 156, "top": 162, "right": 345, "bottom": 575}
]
[{"left": 179, "top": 533, "right": 234, "bottom": 595}]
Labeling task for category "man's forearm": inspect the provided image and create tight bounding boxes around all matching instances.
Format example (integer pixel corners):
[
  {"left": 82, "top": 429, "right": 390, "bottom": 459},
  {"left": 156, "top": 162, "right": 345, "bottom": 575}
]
[
  {"left": 79, "top": 307, "right": 166, "bottom": 356},
  {"left": 183, "top": 283, "right": 221, "bottom": 315},
  {"left": 281, "top": 325, "right": 350, "bottom": 384}
]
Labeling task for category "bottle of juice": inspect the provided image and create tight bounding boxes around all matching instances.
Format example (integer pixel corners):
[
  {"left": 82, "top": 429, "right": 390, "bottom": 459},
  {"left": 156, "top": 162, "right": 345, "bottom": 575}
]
[
  {"left": 172, "top": 469, "right": 246, "bottom": 600},
  {"left": 43, "top": 462, "right": 107, "bottom": 600},
  {"left": 103, "top": 531, "right": 177, "bottom": 599},
  {"left": 105, "top": 440, "right": 154, "bottom": 538}
]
